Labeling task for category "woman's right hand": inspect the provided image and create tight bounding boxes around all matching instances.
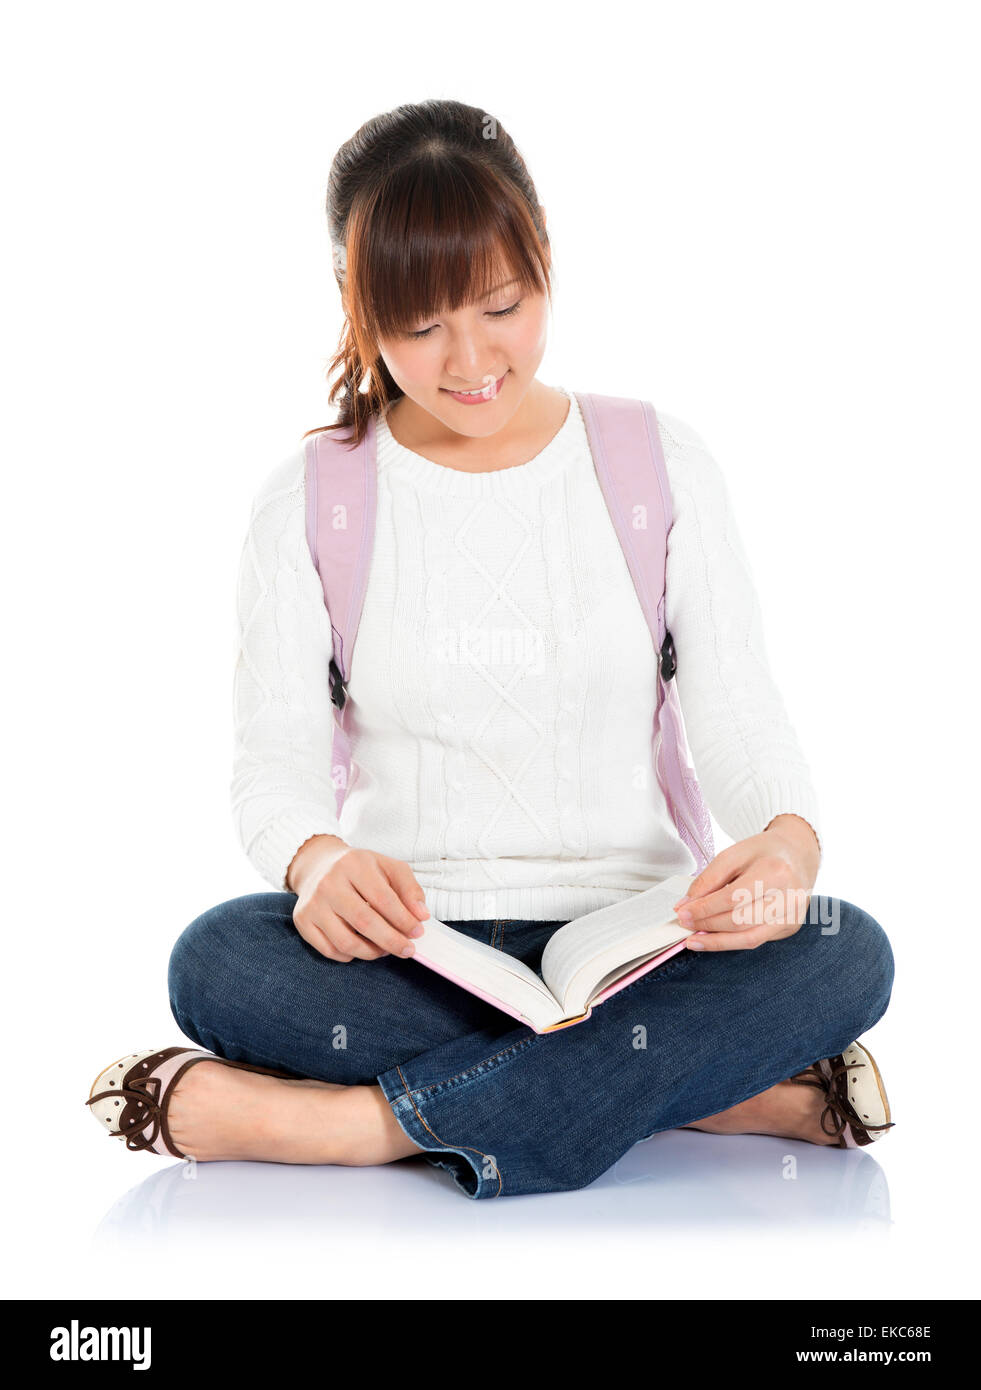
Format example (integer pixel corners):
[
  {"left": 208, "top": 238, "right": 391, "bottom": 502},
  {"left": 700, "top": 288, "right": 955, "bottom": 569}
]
[{"left": 286, "top": 835, "right": 430, "bottom": 962}]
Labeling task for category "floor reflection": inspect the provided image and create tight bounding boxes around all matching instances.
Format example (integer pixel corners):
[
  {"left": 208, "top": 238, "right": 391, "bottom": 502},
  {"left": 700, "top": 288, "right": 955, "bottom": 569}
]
[{"left": 93, "top": 1129, "right": 891, "bottom": 1255}]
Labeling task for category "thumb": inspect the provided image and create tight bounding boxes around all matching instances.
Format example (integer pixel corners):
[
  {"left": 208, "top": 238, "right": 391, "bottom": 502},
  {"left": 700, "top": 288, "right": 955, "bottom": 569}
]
[{"left": 676, "top": 845, "right": 742, "bottom": 905}]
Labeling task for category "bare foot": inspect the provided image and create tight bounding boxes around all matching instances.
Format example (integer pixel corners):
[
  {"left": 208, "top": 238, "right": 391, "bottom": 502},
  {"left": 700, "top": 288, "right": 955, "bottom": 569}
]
[
  {"left": 165, "top": 1061, "right": 423, "bottom": 1165},
  {"left": 683, "top": 1075, "right": 840, "bottom": 1145}
]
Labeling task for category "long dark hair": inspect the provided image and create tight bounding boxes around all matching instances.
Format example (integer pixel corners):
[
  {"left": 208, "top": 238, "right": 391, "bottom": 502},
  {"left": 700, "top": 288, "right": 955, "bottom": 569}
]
[{"left": 304, "top": 99, "right": 553, "bottom": 449}]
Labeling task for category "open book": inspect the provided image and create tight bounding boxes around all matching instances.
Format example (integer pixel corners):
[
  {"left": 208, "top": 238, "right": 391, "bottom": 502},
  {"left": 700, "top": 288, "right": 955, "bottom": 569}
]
[{"left": 410, "top": 873, "right": 697, "bottom": 1033}]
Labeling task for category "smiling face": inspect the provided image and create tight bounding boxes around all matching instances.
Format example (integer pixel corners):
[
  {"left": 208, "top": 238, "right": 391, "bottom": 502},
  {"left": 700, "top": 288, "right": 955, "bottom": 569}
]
[{"left": 374, "top": 263, "right": 551, "bottom": 441}]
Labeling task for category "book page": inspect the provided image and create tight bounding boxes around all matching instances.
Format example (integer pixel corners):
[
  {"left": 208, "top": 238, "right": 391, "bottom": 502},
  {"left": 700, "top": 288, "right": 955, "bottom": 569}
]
[
  {"left": 540, "top": 874, "right": 696, "bottom": 1016},
  {"left": 410, "top": 916, "right": 565, "bottom": 1030}
]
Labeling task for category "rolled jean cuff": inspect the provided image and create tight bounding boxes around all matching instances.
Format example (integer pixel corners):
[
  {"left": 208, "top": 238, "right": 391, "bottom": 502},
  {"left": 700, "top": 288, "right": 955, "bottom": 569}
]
[{"left": 376, "top": 1062, "right": 500, "bottom": 1200}]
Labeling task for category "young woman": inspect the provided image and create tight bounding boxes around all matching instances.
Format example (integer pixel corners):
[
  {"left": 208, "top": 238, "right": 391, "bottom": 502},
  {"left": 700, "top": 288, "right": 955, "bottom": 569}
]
[{"left": 86, "top": 99, "right": 896, "bottom": 1198}]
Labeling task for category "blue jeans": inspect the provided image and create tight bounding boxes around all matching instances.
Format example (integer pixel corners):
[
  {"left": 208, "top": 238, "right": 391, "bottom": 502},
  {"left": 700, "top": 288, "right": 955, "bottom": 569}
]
[{"left": 167, "top": 895, "right": 895, "bottom": 1198}]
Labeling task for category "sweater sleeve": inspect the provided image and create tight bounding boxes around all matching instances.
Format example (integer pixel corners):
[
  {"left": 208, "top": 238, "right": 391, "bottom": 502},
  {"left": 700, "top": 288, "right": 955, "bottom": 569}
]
[
  {"left": 659, "top": 411, "right": 824, "bottom": 860},
  {"left": 230, "top": 447, "right": 345, "bottom": 891}
]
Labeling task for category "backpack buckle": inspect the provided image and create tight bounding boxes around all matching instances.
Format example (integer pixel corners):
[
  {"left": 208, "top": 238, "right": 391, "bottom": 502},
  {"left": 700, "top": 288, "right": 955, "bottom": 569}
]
[
  {"left": 328, "top": 657, "right": 347, "bottom": 710},
  {"left": 659, "top": 630, "right": 677, "bottom": 681}
]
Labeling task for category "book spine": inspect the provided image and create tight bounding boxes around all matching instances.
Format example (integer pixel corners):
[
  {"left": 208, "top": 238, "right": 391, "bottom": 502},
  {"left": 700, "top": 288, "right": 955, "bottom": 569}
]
[{"left": 539, "top": 1010, "right": 592, "bottom": 1032}]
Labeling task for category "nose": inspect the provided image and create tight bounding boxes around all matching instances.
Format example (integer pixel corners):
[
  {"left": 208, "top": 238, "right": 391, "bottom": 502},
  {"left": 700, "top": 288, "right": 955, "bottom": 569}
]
[{"left": 442, "top": 324, "right": 500, "bottom": 384}]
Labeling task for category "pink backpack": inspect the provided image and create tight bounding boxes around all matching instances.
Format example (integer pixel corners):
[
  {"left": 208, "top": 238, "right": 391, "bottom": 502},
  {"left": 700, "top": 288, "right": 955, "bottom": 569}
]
[{"left": 303, "top": 392, "right": 715, "bottom": 872}]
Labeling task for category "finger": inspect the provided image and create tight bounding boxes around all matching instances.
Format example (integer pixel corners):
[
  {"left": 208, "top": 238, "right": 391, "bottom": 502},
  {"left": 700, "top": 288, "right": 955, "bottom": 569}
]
[
  {"left": 676, "top": 865, "right": 781, "bottom": 932},
  {"left": 675, "top": 842, "right": 752, "bottom": 910},
  {"left": 673, "top": 862, "right": 747, "bottom": 926},
  {"left": 323, "top": 913, "right": 391, "bottom": 961},
  {"left": 360, "top": 861, "right": 429, "bottom": 940},
  {"left": 330, "top": 927, "right": 387, "bottom": 961},
  {"left": 300, "top": 901, "right": 386, "bottom": 961},
  {"left": 330, "top": 882, "right": 419, "bottom": 958},
  {"left": 320, "top": 890, "right": 410, "bottom": 959},
  {"left": 686, "top": 922, "right": 773, "bottom": 952},
  {"left": 688, "top": 917, "right": 802, "bottom": 951},
  {"left": 380, "top": 857, "right": 432, "bottom": 928},
  {"left": 681, "top": 893, "right": 775, "bottom": 934},
  {"left": 296, "top": 915, "right": 354, "bottom": 962},
  {"left": 681, "top": 907, "right": 748, "bottom": 934}
]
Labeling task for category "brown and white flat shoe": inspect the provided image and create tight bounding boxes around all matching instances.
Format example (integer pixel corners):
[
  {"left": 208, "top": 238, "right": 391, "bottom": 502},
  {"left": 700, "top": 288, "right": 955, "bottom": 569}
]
[
  {"left": 789, "top": 1040, "right": 895, "bottom": 1148},
  {"left": 86, "top": 1047, "right": 296, "bottom": 1158}
]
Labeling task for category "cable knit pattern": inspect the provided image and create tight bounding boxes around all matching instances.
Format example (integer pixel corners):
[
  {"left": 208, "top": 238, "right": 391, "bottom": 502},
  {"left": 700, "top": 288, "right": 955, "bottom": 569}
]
[
  {"left": 231, "top": 386, "right": 822, "bottom": 921},
  {"left": 422, "top": 509, "right": 461, "bottom": 856}
]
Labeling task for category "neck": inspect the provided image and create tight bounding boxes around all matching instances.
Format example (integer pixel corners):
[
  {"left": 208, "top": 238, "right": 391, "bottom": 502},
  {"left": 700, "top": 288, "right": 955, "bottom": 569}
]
[{"left": 385, "top": 380, "right": 568, "bottom": 472}]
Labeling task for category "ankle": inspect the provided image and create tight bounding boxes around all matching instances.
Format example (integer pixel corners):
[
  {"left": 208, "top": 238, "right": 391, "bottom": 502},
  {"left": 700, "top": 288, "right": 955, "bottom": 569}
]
[
  {"left": 686, "top": 1080, "right": 838, "bottom": 1146},
  {"left": 327, "top": 1085, "right": 421, "bottom": 1166}
]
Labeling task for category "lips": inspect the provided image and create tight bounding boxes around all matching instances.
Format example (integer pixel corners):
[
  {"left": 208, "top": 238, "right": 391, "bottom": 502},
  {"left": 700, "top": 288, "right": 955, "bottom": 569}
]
[{"left": 440, "top": 371, "right": 508, "bottom": 402}]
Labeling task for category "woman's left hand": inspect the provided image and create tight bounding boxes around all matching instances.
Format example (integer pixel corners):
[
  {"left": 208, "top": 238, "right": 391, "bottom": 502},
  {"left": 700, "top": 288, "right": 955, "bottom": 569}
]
[{"left": 674, "top": 814, "right": 822, "bottom": 951}]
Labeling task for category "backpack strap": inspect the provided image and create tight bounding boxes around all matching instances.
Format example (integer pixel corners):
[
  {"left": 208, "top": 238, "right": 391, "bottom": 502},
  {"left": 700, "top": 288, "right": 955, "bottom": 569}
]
[
  {"left": 303, "top": 413, "right": 378, "bottom": 817},
  {"left": 575, "top": 392, "right": 715, "bottom": 871},
  {"left": 573, "top": 392, "right": 673, "bottom": 656}
]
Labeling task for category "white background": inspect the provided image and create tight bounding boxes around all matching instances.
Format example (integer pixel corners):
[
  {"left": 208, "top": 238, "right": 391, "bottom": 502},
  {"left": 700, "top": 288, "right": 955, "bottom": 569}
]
[{"left": 2, "top": 0, "right": 978, "bottom": 1301}]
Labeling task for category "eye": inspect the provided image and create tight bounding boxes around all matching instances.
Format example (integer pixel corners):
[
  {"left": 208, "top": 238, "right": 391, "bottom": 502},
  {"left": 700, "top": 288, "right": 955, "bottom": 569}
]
[{"left": 406, "top": 300, "right": 522, "bottom": 340}]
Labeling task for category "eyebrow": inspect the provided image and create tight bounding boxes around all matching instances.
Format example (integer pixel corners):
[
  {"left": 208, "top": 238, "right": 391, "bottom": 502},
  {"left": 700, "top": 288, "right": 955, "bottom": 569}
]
[{"left": 478, "top": 277, "right": 520, "bottom": 301}]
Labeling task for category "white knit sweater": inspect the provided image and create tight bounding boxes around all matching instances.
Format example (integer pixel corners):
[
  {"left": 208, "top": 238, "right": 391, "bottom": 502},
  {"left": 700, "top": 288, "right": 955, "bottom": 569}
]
[{"left": 231, "top": 386, "right": 822, "bottom": 922}]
